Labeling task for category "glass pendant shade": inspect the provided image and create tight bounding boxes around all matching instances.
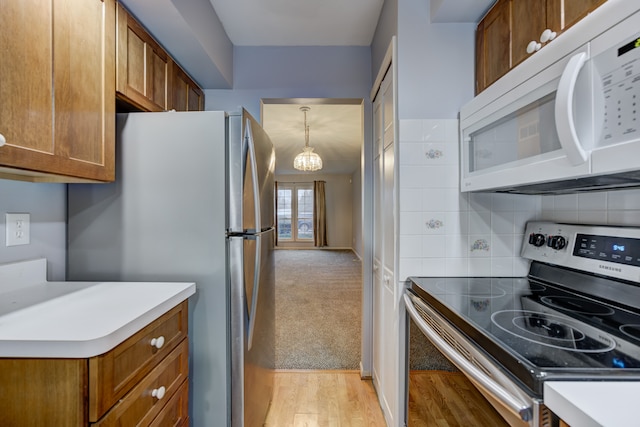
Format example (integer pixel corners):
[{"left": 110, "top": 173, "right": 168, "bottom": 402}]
[
  {"left": 293, "top": 147, "right": 323, "bottom": 171},
  {"left": 293, "top": 106, "right": 323, "bottom": 172}
]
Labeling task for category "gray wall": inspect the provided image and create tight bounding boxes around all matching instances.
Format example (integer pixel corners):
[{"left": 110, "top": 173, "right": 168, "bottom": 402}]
[
  {"left": 370, "top": 0, "right": 475, "bottom": 118},
  {"left": 0, "top": 180, "right": 66, "bottom": 280},
  {"left": 204, "top": 46, "right": 373, "bottom": 119},
  {"left": 371, "top": 0, "right": 397, "bottom": 78},
  {"left": 397, "top": 0, "right": 476, "bottom": 119}
]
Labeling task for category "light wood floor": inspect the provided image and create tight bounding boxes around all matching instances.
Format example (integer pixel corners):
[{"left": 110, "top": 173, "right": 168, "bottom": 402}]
[
  {"left": 265, "top": 370, "right": 509, "bottom": 427},
  {"left": 265, "top": 370, "right": 385, "bottom": 426},
  {"left": 408, "top": 371, "right": 509, "bottom": 427}
]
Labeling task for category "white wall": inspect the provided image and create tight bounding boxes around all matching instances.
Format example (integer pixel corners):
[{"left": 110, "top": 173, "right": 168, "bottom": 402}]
[
  {"left": 0, "top": 180, "right": 66, "bottom": 280},
  {"left": 276, "top": 174, "right": 354, "bottom": 249}
]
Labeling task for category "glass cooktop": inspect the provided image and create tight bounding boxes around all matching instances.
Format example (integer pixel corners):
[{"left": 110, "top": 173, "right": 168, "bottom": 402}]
[{"left": 409, "top": 274, "right": 640, "bottom": 395}]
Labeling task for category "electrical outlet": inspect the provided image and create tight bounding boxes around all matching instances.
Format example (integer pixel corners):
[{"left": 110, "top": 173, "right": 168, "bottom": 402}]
[{"left": 6, "top": 213, "right": 30, "bottom": 246}]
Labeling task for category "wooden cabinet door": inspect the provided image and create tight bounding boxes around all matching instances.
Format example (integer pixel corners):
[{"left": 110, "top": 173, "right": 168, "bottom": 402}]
[
  {"left": 512, "top": 1, "right": 547, "bottom": 67},
  {"left": 116, "top": 3, "right": 169, "bottom": 112},
  {"left": 547, "top": 0, "right": 607, "bottom": 32},
  {"left": 0, "top": 358, "right": 88, "bottom": 426},
  {"left": 476, "top": 0, "right": 511, "bottom": 93},
  {"left": 171, "top": 63, "right": 204, "bottom": 111},
  {"left": 53, "top": 0, "right": 116, "bottom": 182},
  {"left": 563, "top": 0, "right": 606, "bottom": 28},
  {"left": 0, "top": 0, "right": 115, "bottom": 182},
  {"left": 0, "top": 1, "right": 53, "bottom": 165}
]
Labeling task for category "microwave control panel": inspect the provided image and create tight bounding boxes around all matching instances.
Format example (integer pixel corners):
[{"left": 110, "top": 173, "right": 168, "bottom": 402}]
[{"left": 594, "top": 29, "right": 640, "bottom": 147}]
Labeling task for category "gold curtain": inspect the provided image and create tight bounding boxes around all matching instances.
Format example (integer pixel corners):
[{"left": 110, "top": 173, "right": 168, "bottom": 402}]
[
  {"left": 274, "top": 181, "right": 278, "bottom": 246},
  {"left": 313, "top": 180, "right": 327, "bottom": 247}
]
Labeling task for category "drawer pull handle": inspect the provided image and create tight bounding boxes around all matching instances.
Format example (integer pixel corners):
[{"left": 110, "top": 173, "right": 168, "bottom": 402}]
[
  {"left": 151, "top": 386, "right": 166, "bottom": 400},
  {"left": 150, "top": 336, "right": 165, "bottom": 349}
]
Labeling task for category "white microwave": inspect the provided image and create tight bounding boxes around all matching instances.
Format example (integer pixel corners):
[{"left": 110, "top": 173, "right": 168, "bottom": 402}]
[{"left": 460, "top": 0, "right": 640, "bottom": 194}]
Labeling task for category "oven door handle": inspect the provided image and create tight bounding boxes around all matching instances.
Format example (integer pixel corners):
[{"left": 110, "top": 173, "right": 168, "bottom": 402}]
[{"left": 404, "top": 293, "right": 534, "bottom": 423}]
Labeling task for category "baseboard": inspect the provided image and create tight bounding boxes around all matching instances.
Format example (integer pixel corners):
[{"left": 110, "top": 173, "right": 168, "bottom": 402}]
[
  {"left": 275, "top": 246, "right": 356, "bottom": 252},
  {"left": 359, "top": 361, "right": 371, "bottom": 379}
]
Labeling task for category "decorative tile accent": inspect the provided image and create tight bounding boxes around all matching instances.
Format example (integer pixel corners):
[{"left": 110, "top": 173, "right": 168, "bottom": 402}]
[
  {"left": 471, "top": 299, "right": 490, "bottom": 312},
  {"left": 425, "top": 149, "right": 443, "bottom": 159},
  {"left": 425, "top": 219, "right": 444, "bottom": 229},
  {"left": 470, "top": 239, "right": 490, "bottom": 252}
]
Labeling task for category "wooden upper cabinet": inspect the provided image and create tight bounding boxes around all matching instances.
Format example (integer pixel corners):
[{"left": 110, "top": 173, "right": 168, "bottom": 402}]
[
  {"left": 547, "top": 0, "right": 607, "bottom": 34},
  {"left": 476, "top": 0, "right": 511, "bottom": 94},
  {"left": 476, "top": 0, "right": 606, "bottom": 94},
  {"left": 511, "top": 1, "right": 546, "bottom": 67},
  {"left": 172, "top": 63, "right": 205, "bottom": 112},
  {"left": 116, "top": 2, "right": 204, "bottom": 112},
  {"left": 0, "top": 0, "right": 115, "bottom": 182},
  {"left": 116, "top": 3, "right": 169, "bottom": 112}
]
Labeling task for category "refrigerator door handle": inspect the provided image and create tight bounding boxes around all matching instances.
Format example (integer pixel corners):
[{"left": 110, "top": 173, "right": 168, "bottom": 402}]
[
  {"left": 246, "top": 233, "right": 262, "bottom": 351},
  {"left": 245, "top": 119, "right": 262, "bottom": 233}
]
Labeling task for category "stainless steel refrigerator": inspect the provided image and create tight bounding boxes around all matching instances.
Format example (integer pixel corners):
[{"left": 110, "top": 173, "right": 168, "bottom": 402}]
[{"left": 66, "top": 109, "right": 276, "bottom": 427}]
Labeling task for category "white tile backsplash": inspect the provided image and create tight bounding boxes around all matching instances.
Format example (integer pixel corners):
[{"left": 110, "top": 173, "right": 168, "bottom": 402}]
[
  {"left": 469, "top": 211, "right": 492, "bottom": 235},
  {"left": 400, "top": 188, "right": 422, "bottom": 212},
  {"left": 553, "top": 194, "right": 579, "bottom": 211},
  {"left": 423, "top": 119, "right": 447, "bottom": 141},
  {"left": 398, "top": 118, "right": 542, "bottom": 280},
  {"left": 608, "top": 190, "right": 640, "bottom": 210},
  {"left": 578, "top": 192, "right": 608, "bottom": 210},
  {"left": 603, "top": 209, "right": 640, "bottom": 225},
  {"left": 398, "top": 119, "right": 640, "bottom": 281},
  {"left": 399, "top": 119, "right": 424, "bottom": 141},
  {"left": 577, "top": 210, "right": 608, "bottom": 224}
]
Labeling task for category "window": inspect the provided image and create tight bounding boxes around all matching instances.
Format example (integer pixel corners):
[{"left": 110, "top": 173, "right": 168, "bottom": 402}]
[{"left": 277, "top": 183, "right": 314, "bottom": 242}]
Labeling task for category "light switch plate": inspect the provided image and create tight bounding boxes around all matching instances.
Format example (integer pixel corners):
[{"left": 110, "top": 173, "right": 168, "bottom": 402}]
[{"left": 6, "top": 213, "right": 30, "bottom": 246}]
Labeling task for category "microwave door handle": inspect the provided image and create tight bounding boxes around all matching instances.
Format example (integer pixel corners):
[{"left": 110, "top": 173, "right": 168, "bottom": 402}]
[{"left": 555, "top": 51, "right": 588, "bottom": 166}]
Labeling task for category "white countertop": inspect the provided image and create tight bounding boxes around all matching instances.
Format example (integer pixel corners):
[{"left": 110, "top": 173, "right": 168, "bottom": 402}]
[
  {"left": 0, "top": 258, "right": 195, "bottom": 358},
  {"left": 544, "top": 381, "right": 640, "bottom": 427}
]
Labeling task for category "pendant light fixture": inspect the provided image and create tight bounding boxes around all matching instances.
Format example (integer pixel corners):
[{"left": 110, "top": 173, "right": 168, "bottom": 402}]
[{"left": 293, "top": 106, "right": 323, "bottom": 172}]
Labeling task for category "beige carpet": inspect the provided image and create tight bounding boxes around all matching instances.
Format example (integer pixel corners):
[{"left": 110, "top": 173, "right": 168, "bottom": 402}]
[{"left": 274, "top": 249, "right": 362, "bottom": 369}]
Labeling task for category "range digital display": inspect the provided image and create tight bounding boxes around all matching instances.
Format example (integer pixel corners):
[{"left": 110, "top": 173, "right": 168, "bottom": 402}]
[
  {"left": 618, "top": 36, "right": 640, "bottom": 57},
  {"left": 573, "top": 233, "right": 640, "bottom": 266}
]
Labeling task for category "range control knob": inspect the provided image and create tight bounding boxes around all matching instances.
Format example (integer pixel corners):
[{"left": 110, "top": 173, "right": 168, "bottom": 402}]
[
  {"left": 547, "top": 235, "right": 567, "bottom": 250},
  {"left": 529, "top": 233, "right": 546, "bottom": 247}
]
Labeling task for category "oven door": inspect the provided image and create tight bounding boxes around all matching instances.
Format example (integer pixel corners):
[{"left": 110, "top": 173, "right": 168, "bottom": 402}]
[{"left": 404, "top": 291, "right": 541, "bottom": 427}]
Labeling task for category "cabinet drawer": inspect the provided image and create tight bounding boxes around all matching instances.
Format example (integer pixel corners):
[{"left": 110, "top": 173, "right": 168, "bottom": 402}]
[
  {"left": 149, "top": 379, "right": 189, "bottom": 427},
  {"left": 89, "top": 301, "right": 188, "bottom": 421},
  {"left": 92, "top": 338, "right": 188, "bottom": 427}
]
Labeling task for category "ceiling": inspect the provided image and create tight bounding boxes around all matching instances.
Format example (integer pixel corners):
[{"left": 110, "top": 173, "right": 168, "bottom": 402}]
[
  {"left": 208, "top": 0, "right": 494, "bottom": 46},
  {"left": 120, "top": 0, "right": 495, "bottom": 176},
  {"left": 262, "top": 101, "right": 363, "bottom": 175},
  {"left": 209, "top": 0, "right": 385, "bottom": 46}
]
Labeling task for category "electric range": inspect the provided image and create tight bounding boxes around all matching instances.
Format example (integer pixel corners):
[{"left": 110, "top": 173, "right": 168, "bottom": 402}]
[{"left": 406, "top": 221, "right": 640, "bottom": 426}]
